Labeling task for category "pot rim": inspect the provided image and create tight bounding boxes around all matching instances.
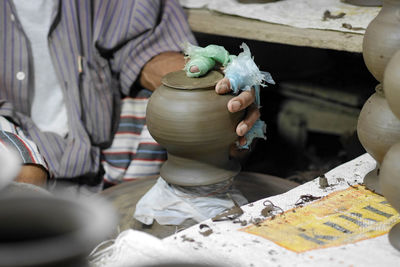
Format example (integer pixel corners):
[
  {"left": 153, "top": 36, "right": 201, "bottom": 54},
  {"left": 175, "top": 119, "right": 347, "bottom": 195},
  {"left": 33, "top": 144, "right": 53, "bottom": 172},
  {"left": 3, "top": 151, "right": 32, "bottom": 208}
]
[{"left": 161, "top": 70, "right": 223, "bottom": 90}]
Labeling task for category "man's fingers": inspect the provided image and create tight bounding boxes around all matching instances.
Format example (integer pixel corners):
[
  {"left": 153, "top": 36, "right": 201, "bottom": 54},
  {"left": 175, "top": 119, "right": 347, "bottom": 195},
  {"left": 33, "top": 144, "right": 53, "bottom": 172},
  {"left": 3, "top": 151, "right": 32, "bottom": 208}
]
[
  {"left": 215, "top": 78, "right": 231, "bottom": 94},
  {"left": 228, "top": 88, "right": 255, "bottom": 113},
  {"left": 238, "top": 136, "right": 247, "bottom": 146},
  {"left": 189, "top": 65, "right": 200, "bottom": 73},
  {"left": 236, "top": 103, "right": 260, "bottom": 136}
]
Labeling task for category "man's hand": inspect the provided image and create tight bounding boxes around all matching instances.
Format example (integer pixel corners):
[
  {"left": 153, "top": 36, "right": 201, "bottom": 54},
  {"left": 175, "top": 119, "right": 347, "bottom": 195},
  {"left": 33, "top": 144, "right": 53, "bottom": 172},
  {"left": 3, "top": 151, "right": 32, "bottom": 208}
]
[
  {"left": 189, "top": 65, "right": 259, "bottom": 146},
  {"left": 139, "top": 52, "right": 186, "bottom": 91},
  {"left": 15, "top": 164, "right": 47, "bottom": 187},
  {"left": 216, "top": 78, "right": 260, "bottom": 146}
]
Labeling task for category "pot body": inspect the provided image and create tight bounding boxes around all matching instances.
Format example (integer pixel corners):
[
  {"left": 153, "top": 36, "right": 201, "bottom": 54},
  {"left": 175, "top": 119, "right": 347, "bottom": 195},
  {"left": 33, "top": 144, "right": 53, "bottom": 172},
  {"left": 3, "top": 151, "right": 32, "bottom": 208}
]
[
  {"left": 384, "top": 49, "right": 400, "bottom": 120},
  {"left": 146, "top": 71, "right": 244, "bottom": 186},
  {"left": 380, "top": 142, "right": 400, "bottom": 251},
  {"left": 380, "top": 142, "right": 400, "bottom": 212},
  {"left": 363, "top": 0, "right": 400, "bottom": 82},
  {"left": 357, "top": 91, "right": 400, "bottom": 164}
]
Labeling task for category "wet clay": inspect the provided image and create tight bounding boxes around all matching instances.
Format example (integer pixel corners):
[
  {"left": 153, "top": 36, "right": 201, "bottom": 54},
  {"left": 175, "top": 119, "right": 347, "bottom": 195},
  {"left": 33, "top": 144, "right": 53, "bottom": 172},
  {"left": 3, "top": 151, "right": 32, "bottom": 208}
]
[{"left": 146, "top": 70, "right": 245, "bottom": 186}]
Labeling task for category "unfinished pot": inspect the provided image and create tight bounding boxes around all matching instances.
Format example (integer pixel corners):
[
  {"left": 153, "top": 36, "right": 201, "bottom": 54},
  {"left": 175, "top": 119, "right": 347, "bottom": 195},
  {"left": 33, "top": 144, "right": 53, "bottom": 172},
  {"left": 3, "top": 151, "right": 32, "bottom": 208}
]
[
  {"left": 146, "top": 70, "right": 244, "bottom": 186},
  {"left": 379, "top": 142, "right": 400, "bottom": 251},
  {"left": 357, "top": 86, "right": 400, "bottom": 193},
  {"left": 384, "top": 49, "right": 400, "bottom": 120},
  {"left": 362, "top": 0, "right": 400, "bottom": 82}
]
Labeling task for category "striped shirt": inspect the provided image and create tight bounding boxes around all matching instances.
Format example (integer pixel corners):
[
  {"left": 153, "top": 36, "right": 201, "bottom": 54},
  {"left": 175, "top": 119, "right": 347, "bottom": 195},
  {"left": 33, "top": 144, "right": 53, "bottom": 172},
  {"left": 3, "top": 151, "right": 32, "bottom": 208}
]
[{"left": 0, "top": 0, "right": 196, "bottom": 182}]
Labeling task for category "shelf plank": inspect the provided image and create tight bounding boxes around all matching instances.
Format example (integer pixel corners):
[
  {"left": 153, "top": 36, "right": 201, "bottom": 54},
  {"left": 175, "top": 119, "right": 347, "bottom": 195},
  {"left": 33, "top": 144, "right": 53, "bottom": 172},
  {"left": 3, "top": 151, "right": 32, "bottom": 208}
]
[{"left": 186, "top": 9, "right": 364, "bottom": 53}]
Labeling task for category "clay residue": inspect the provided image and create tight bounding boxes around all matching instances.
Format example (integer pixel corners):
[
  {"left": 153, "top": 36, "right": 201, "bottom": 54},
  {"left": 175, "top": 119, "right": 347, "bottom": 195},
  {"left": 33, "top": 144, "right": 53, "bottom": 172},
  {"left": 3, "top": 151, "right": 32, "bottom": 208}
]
[
  {"left": 319, "top": 174, "right": 329, "bottom": 188},
  {"left": 199, "top": 224, "right": 213, "bottom": 237},
  {"left": 342, "top": 23, "right": 364, "bottom": 31},
  {"left": 181, "top": 235, "right": 195, "bottom": 242},
  {"left": 261, "top": 200, "right": 284, "bottom": 217},
  {"left": 295, "top": 194, "right": 322, "bottom": 206},
  {"left": 233, "top": 219, "right": 248, "bottom": 226},
  {"left": 323, "top": 10, "right": 346, "bottom": 21}
]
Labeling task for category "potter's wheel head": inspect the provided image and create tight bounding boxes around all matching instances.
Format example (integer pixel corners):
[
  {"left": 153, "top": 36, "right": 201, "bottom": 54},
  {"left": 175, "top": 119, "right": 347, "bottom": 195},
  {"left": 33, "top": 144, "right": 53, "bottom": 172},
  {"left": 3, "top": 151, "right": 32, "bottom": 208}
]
[{"left": 162, "top": 70, "right": 223, "bottom": 90}]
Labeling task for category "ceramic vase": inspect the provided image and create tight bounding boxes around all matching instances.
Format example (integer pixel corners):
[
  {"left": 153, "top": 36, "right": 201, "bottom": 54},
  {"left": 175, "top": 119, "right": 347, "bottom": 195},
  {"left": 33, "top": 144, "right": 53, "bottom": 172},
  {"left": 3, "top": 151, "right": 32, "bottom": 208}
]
[
  {"left": 357, "top": 86, "right": 400, "bottom": 193},
  {"left": 362, "top": 0, "right": 400, "bottom": 83},
  {"left": 384, "top": 49, "right": 400, "bottom": 120},
  {"left": 146, "top": 70, "right": 244, "bottom": 186},
  {"left": 379, "top": 142, "right": 400, "bottom": 251}
]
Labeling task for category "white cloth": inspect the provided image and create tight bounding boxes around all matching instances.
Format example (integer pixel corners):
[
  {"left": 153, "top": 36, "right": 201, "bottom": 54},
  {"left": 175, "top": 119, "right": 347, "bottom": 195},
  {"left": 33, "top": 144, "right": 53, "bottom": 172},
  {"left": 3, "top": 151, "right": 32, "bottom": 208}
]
[
  {"left": 134, "top": 177, "right": 248, "bottom": 225},
  {"left": 89, "top": 229, "right": 223, "bottom": 267},
  {"left": 13, "top": 0, "right": 69, "bottom": 137}
]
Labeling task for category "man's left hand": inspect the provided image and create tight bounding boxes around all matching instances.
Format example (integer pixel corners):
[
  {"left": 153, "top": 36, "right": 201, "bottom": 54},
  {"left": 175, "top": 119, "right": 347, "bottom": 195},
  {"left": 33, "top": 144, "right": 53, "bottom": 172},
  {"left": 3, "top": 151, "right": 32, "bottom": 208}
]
[{"left": 216, "top": 77, "right": 260, "bottom": 146}]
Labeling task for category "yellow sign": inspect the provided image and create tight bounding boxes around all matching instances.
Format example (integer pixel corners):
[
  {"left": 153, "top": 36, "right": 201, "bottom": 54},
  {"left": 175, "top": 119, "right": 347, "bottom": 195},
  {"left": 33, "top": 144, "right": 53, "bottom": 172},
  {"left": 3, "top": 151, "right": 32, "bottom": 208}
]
[{"left": 241, "top": 185, "right": 400, "bottom": 253}]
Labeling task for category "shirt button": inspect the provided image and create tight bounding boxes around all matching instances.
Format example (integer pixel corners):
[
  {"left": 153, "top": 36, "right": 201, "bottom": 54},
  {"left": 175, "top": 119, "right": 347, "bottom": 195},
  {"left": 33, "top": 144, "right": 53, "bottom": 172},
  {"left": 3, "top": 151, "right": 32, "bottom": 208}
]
[
  {"left": 10, "top": 14, "right": 15, "bottom": 22},
  {"left": 16, "top": 71, "right": 25, "bottom": 80}
]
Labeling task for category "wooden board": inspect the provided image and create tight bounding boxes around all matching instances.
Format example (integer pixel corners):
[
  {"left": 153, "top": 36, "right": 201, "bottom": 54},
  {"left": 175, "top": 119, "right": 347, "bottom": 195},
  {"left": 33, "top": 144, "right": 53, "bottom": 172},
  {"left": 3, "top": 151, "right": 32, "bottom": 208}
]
[{"left": 185, "top": 9, "right": 364, "bottom": 53}]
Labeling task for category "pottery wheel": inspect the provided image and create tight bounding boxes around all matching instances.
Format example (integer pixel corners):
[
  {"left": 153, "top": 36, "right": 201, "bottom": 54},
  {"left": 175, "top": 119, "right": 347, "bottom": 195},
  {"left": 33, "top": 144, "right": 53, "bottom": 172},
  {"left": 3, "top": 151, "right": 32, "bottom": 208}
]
[{"left": 101, "top": 172, "right": 299, "bottom": 239}]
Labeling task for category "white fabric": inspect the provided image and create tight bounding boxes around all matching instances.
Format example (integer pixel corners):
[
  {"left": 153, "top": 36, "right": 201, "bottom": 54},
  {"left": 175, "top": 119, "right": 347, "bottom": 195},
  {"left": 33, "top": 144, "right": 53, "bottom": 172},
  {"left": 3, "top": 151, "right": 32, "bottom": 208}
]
[
  {"left": 134, "top": 177, "right": 248, "bottom": 225},
  {"left": 179, "top": 0, "right": 380, "bottom": 34},
  {"left": 13, "top": 0, "right": 69, "bottom": 137},
  {"left": 89, "top": 229, "right": 221, "bottom": 267}
]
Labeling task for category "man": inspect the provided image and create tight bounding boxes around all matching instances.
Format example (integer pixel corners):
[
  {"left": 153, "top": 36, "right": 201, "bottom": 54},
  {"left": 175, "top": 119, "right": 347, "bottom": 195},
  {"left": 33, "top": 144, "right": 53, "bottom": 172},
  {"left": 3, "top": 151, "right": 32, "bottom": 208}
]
[{"left": 0, "top": 0, "right": 258, "bottom": 192}]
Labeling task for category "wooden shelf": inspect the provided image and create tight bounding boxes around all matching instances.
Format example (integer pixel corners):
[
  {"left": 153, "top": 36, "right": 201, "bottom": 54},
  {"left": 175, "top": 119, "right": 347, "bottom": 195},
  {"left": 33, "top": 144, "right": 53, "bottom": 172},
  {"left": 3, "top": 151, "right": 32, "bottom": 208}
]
[{"left": 186, "top": 9, "right": 364, "bottom": 53}]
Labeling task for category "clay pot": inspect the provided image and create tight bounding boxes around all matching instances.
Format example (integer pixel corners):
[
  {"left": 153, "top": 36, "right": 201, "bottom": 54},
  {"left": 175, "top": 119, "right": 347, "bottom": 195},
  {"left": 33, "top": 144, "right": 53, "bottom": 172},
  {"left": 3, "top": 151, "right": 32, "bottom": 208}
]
[
  {"left": 146, "top": 70, "right": 244, "bottom": 186},
  {"left": 357, "top": 87, "right": 400, "bottom": 163},
  {"left": 357, "top": 87, "right": 400, "bottom": 192},
  {"left": 379, "top": 142, "right": 400, "bottom": 251},
  {"left": 362, "top": 0, "right": 400, "bottom": 82},
  {"left": 384, "top": 49, "right": 400, "bottom": 120}
]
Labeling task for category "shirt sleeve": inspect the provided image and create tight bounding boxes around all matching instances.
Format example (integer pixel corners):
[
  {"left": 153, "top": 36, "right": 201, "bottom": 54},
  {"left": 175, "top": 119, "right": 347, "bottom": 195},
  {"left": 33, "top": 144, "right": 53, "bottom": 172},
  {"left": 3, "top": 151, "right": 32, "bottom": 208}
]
[{"left": 94, "top": 0, "right": 197, "bottom": 95}]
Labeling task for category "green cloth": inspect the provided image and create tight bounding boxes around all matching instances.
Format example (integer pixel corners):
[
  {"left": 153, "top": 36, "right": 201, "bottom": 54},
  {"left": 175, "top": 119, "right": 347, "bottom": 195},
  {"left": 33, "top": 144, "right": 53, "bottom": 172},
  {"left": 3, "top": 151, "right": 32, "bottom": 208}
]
[{"left": 184, "top": 43, "right": 232, "bottom": 77}]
